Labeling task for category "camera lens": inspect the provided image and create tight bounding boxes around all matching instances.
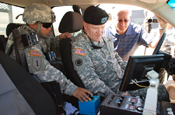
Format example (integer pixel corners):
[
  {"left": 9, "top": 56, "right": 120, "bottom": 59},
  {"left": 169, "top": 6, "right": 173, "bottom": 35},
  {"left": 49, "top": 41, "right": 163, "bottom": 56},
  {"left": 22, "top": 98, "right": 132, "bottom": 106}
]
[
  {"left": 152, "top": 19, "right": 158, "bottom": 23},
  {"left": 148, "top": 19, "right": 152, "bottom": 23}
]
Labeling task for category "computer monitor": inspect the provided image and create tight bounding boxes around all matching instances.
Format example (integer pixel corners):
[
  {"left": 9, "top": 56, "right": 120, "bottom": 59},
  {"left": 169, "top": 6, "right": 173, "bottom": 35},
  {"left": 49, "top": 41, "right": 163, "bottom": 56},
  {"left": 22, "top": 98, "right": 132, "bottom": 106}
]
[
  {"left": 152, "top": 32, "right": 173, "bottom": 75},
  {"left": 119, "top": 54, "right": 167, "bottom": 92}
]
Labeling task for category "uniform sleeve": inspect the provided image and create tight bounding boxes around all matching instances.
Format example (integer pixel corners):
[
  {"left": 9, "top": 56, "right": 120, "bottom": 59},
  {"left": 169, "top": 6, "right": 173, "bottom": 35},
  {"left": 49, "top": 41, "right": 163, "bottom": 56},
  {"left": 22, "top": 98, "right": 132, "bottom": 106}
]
[
  {"left": 24, "top": 46, "right": 77, "bottom": 96},
  {"left": 106, "top": 35, "right": 127, "bottom": 70},
  {"left": 114, "top": 51, "right": 127, "bottom": 70},
  {"left": 5, "top": 33, "right": 14, "bottom": 54},
  {"left": 71, "top": 42, "right": 114, "bottom": 97}
]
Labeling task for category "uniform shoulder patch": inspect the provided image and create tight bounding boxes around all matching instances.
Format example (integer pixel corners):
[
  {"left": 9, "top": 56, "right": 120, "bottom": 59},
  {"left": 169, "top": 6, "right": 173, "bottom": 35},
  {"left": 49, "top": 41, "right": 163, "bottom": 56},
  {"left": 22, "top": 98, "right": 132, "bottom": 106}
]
[
  {"left": 30, "top": 50, "right": 42, "bottom": 57},
  {"left": 75, "top": 48, "right": 86, "bottom": 56},
  {"left": 75, "top": 58, "right": 83, "bottom": 66}
]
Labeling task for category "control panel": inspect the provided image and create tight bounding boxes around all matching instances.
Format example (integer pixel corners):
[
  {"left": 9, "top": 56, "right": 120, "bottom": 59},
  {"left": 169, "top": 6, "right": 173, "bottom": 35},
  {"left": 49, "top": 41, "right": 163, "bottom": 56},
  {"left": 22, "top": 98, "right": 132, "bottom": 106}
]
[
  {"left": 100, "top": 94, "right": 175, "bottom": 115},
  {"left": 160, "top": 101, "right": 175, "bottom": 115},
  {"left": 100, "top": 94, "right": 144, "bottom": 115}
]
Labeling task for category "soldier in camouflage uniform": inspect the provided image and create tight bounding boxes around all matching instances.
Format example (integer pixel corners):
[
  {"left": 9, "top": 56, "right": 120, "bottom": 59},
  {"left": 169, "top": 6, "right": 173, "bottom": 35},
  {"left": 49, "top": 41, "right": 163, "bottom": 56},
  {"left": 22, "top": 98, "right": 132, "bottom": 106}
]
[
  {"left": 5, "top": 2, "right": 92, "bottom": 102},
  {"left": 71, "top": 5, "right": 170, "bottom": 102}
]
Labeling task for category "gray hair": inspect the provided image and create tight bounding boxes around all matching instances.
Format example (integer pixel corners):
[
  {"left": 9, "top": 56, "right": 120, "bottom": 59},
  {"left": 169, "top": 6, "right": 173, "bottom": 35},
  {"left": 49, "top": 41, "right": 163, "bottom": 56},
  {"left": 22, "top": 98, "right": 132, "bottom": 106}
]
[{"left": 111, "top": 7, "right": 132, "bottom": 19}]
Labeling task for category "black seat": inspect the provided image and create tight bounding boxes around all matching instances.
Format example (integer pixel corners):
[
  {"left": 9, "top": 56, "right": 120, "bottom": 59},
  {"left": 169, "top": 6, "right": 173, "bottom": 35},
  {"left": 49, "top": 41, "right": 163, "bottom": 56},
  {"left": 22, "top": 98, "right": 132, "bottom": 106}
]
[
  {"left": 59, "top": 11, "right": 85, "bottom": 88},
  {"left": 0, "top": 23, "right": 24, "bottom": 53},
  {"left": 6, "top": 23, "right": 24, "bottom": 37},
  {"left": 0, "top": 35, "right": 7, "bottom": 52},
  {"left": 6, "top": 23, "right": 30, "bottom": 70},
  {"left": 0, "top": 51, "right": 57, "bottom": 115}
]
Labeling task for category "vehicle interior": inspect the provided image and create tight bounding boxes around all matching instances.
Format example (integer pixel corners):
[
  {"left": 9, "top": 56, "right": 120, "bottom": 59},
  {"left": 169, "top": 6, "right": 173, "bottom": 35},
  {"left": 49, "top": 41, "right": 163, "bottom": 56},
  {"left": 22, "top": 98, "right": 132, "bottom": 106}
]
[{"left": 0, "top": 0, "right": 175, "bottom": 114}]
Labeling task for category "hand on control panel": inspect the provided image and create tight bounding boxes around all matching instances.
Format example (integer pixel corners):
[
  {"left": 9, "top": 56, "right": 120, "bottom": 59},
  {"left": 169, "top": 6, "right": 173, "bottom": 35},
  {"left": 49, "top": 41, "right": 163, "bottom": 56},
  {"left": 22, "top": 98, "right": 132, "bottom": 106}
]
[{"left": 121, "top": 92, "right": 131, "bottom": 96}]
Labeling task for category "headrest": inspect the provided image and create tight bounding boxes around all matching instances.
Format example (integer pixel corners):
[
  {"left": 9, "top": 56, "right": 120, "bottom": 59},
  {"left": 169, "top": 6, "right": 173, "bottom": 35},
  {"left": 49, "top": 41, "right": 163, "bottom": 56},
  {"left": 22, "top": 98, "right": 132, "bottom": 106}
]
[
  {"left": 59, "top": 11, "right": 83, "bottom": 33},
  {"left": 72, "top": 5, "right": 81, "bottom": 14},
  {"left": 6, "top": 23, "right": 24, "bottom": 37}
]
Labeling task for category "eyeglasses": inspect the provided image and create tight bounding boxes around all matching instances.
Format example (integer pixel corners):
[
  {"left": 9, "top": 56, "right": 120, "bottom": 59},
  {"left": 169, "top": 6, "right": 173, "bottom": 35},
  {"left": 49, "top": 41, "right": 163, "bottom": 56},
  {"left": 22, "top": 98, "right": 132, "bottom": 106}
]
[
  {"left": 42, "top": 22, "right": 52, "bottom": 29},
  {"left": 118, "top": 19, "right": 130, "bottom": 23}
]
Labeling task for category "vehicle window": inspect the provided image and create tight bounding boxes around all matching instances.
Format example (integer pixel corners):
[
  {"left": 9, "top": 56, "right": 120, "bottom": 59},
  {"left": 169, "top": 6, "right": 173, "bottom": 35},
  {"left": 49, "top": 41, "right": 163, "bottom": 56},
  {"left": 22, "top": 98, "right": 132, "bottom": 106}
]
[
  {"left": 99, "top": 4, "right": 158, "bottom": 28},
  {"left": 0, "top": 2, "right": 24, "bottom": 37},
  {"left": 99, "top": 4, "right": 157, "bottom": 56},
  {"left": 52, "top": 6, "right": 73, "bottom": 36}
]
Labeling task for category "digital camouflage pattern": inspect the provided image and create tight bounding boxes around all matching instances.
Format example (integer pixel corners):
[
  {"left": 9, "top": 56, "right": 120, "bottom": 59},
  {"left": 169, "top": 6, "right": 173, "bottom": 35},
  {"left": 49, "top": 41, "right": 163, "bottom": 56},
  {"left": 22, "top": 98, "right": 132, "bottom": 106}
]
[
  {"left": 50, "top": 36, "right": 62, "bottom": 61},
  {"left": 71, "top": 32, "right": 127, "bottom": 97},
  {"left": 5, "top": 25, "right": 36, "bottom": 57},
  {"left": 71, "top": 32, "right": 170, "bottom": 102},
  {"left": 5, "top": 24, "right": 78, "bottom": 96},
  {"left": 5, "top": 25, "right": 50, "bottom": 57},
  {"left": 128, "top": 84, "right": 170, "bottom": 102},
  {"left": 23, "top": 2, "right": 53, "bottom": 24},
  {"left": 25, "top": 44, "right": 77, "bottom": 95}
]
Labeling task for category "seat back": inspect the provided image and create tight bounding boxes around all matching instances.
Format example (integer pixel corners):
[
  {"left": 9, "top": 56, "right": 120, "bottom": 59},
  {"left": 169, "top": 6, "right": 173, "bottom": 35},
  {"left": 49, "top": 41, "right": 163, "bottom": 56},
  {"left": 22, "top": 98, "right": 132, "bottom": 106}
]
[
  {"left": 59, "top": 11, "right": 85, "bottom": 88},
  {"left": 4, "top": 23, "right": 24, "bottom": 55},
  {"left": 0, "top": 35, "right": 7, "bottom": 52},
  {"left": 6, "top": 23, "right": 24, "bottom": 37},
  {"left": 0, "top": 64, "right": 35, "bottom": 115},
  {"left": 0, "top": 23, "right": 22, "bottom": 53},
  {"left": 0, "top": 51, "right": 57, "bottom": 115},
  {"left": 6, "top": 23, "right": 30, "bottom": 70}
]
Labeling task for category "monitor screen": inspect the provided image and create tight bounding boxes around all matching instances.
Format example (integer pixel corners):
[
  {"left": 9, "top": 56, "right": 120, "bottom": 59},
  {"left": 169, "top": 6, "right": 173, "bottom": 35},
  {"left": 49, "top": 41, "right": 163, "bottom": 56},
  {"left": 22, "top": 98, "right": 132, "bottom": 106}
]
[{"left": 119, "top": 54, "right": 166, "bottom": 92}]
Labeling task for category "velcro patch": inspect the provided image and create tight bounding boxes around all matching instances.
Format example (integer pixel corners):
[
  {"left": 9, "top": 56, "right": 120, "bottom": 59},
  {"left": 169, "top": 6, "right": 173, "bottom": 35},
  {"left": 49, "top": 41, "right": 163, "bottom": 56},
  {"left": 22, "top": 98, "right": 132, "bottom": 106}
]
[
  {"left": 75, "top": 58, "right": 83, "bottom": 66},
  {"left": 32, "top": 58, "right": 42, "bottom": 70},
  {"left": 75, "top": 48, "right": 86, "bottom": 56},
  {"left": 30, "top": 50, "right": 42, "bottom": 57}
]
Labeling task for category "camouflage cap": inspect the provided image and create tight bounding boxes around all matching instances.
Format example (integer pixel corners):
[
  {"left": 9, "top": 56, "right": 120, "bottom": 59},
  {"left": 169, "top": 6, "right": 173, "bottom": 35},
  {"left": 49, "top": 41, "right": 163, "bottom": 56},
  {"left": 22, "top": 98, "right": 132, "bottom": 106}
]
[{"left": 23, "top": 2, "right": 53, "bottom": 24}]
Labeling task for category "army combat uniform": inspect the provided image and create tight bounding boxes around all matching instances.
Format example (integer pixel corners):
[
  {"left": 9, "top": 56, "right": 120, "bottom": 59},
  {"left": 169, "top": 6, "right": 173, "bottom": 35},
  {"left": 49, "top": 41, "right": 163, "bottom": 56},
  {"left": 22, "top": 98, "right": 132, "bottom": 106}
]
[
  {"left": 5, "top": 25, "right": 78, "bottom": 96},
  {"left": 72, "top": 31, "right": 170, "bottom": 101},
  {"left": 72, "top": 31, "right": 127, "bottom": 97}
]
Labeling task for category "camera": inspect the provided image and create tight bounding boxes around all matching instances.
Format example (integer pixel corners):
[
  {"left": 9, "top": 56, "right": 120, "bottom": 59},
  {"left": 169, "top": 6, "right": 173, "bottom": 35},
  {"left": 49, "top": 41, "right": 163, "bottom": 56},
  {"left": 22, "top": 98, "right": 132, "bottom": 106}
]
[
  {"left": 21, "top": 32, "right": 39, "bottom": 47},
  {"left": 147, "top": 18, "right": 158, "bottom": 23}
]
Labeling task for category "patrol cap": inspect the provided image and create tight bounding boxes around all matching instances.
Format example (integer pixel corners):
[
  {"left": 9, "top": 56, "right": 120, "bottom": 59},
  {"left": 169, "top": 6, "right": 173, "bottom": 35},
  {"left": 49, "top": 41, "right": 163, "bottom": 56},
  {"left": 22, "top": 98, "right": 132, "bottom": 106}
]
[{"left": 83, "top": 5, "right": 109, "bottom": 25}]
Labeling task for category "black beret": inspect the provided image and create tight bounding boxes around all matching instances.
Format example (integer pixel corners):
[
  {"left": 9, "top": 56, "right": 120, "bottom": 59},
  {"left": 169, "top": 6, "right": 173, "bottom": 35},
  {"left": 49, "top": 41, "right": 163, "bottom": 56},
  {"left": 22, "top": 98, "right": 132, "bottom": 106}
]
[{"left": 83, "top": 6, "right": 109, "bottom": 25}]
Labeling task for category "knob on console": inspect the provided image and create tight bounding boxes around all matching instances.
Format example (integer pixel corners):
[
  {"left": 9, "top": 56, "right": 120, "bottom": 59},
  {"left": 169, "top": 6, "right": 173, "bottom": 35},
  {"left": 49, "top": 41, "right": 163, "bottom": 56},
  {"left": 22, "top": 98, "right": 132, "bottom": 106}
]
[
  {"left": 118, "top": 101, "right": 122, "bottom": 106},
  {"left": 121, "top": 95, "right": 124, "bottom": 99},
  {"left": 136, "top": 106, "right": 144, "bottom": 112}
]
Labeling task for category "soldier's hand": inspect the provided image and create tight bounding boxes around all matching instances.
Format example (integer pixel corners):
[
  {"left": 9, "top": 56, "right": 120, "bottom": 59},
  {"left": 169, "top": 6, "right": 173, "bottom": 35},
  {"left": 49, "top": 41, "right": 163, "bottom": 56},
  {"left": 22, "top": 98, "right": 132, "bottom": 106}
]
[
  {"left": 59, "top": 32, "right": 72, "bottom": 39},
  {"left": 73, "top": 87, "right": 93, "bottom": 102},
  {"left": 121, "top": 91, "right": 131, "bottom": 96}
]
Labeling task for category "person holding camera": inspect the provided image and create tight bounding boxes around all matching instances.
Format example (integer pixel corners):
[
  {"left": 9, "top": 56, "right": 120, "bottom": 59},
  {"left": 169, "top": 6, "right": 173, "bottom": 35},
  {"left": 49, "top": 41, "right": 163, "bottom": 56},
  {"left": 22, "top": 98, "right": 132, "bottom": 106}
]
[{"left": 104, "top": 8, "right": 167, "bottom": 61}]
